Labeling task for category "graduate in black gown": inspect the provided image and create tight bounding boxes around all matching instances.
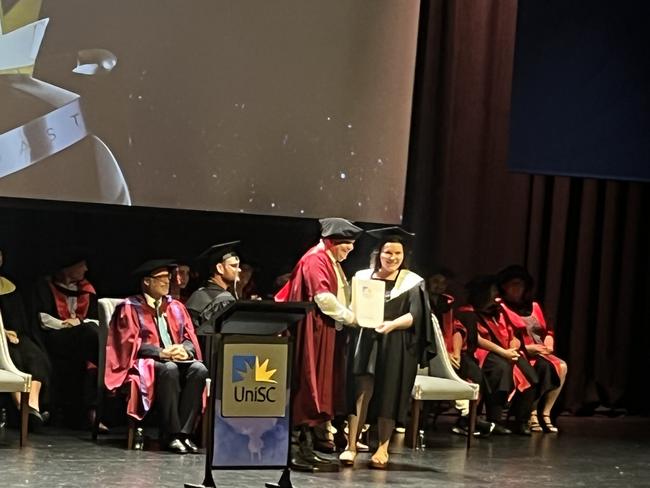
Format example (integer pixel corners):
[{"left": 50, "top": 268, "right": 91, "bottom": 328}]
[
  {"left": 185, "top": 241, "right": 240, "bottom": 330},
  {"left": 30, "top": 249, "right": 102, "bottom": 429},
  {"left": 0, "top": 249, "right": 51, "bottom": 429},
  {"left": 340, "top": 227, "right": 435, "bottom": 469}
]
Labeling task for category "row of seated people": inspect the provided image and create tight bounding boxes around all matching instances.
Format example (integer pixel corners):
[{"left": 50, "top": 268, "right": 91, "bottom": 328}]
[
  {"left": 0, "top": 243, "right": 238, "bottom": 454},
  {"left": 429, "top": 266, "right": 568, "bottom": 436}
]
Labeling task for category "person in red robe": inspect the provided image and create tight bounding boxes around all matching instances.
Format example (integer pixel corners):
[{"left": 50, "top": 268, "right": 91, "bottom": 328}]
[
  {"left": 31, "top": 248, "right": 101, "bottom": 430},
  {"left": 275, "top": 217, "right": 362, "bottom": 472},
  {"left": 458, "top": 275, "right": 539, "bottom": 435},
  {"left": 105, "top": 259, "right": 206, "bottom": 454},
  {"left": 498, "top": 265, "right": 568, "bottom": 433}
]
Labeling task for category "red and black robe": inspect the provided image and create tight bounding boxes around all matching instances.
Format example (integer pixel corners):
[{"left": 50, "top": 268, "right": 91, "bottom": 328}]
[
  {"left": 275, "top": 242, "right": 348, "bottom": 427},
  {"left": 105, "top": 295, "right": 202, "bottom": 420}
]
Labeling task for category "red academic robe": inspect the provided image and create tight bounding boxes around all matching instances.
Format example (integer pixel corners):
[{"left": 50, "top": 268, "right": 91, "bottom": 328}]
[
  {"left": 434, "top": 294, "right": 456, "bottom": 353},
  {"left": 501, "top": 302, "right": 564, "bottom": 379},
  {"left": 104, "top": 295, "right": 202, "bottom": 420},
  {"left": 457, "top": 305, "right": 532, "bottom": 396},
  {"left": 48, "top": 279, "right": 96, "bottom": 321},
  {"left": 275, "top": 242, "right": 347, "bottom": 427}
]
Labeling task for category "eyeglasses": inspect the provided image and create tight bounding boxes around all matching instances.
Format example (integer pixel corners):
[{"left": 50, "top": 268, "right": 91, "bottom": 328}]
[{"left": 148, "top": 274, "right": 171, "bottom": 283}]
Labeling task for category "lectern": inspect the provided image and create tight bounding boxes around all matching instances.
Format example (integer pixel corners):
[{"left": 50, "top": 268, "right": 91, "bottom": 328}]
[{"left": 184, "top": 300, "right": 311, "bottom": 488}]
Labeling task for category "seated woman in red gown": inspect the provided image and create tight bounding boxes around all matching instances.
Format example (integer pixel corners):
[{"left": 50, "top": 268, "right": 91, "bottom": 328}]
[{"left": 498, "top": 265, "right": 568, "bottom": 433}]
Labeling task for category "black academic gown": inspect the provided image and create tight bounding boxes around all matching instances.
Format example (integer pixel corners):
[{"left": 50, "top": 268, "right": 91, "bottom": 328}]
[
  {"left": 351, "top": 269, "right": 435, "bottom": 425},
  {"left": 185, "top": 282, "right": 236, "bottom": 329},
  {"left": 0, "top": 283, "right": 51, "bottom": 388},
  {"left": 30, "top": 277, "right": 100, "bottom": 412}
]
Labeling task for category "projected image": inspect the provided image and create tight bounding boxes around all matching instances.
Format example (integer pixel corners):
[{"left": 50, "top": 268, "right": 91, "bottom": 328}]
[
  {"left": 0, "top": 2, "right": 130, "bottom": 204},
  {"left": 0, "top": 0, "right": 420, "bottom": 223}
]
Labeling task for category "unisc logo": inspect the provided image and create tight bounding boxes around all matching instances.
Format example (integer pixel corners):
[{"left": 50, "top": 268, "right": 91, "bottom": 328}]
[{"left": 232, "top": 355, "right": 278, "bottom": 403}]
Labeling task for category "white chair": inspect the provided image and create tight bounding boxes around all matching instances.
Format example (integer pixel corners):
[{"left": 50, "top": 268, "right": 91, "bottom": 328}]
[
  {"left": 408, "top": 315, "right": 480, "bottom": 449},
  {"left": 0, "top": 310, "right": 32, "bottom": 447},
  {"left": 95, "top": 298, "right": 125, "bottom": 443}
]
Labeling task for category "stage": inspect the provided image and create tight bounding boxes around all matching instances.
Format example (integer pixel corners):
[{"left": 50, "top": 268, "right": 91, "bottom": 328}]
[{"left": 2, "top": 415, "right": 649, "bottom": 487}]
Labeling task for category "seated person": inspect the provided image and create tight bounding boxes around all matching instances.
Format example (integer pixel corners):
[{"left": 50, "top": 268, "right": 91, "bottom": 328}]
[
  {"left": 105, "top": 260, "right": 207, "bottom": 454},
  {"left": 498, "top": 265, "right": 567, "bottom": 433},
  {"left": 185, "top": 242, "right": 240, "bottom": 330},
  {"left": 456, "top": 275, "right": 539, "bottom": 435},
  {"left": 235, "top": 263, "right": 259, "bottom": 299},
  {"left": 427, "top": 267, "right": 456, "bottom": 350},
  {"left": 448, "top": 314, "right": 495, "bottom": 437},
  {"left": 1, "top": 249, "right": 51, "bottom": 430},
  {"left": 169, "top": 259, "right": 192, "bottom": 303},
  {"left": 31, "top": 248, "right": 101, "bottom": 429}
]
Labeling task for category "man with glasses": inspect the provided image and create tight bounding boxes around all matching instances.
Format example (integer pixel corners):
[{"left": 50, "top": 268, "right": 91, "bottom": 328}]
[{"left": 105, "top": 259, "right": 207, "bottom": 454}]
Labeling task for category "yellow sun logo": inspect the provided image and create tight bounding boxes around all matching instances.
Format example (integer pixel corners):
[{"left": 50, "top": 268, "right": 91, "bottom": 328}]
[
  {"left": 233, "top": 355, "right": 277, "bottom": 384},
  {"left": 254, "top": 357, "right": 277, "bottom": 384}
]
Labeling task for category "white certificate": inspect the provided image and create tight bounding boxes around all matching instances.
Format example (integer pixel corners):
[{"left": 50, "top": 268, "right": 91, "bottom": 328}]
[{"left": 351, "top": 277, "right": 385, "bottom": 328}]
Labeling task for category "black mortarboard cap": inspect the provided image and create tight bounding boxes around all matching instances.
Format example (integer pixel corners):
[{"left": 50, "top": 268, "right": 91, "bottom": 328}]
[
  {"left": 196, "top": 241, "right": 240, "bottom": 269},
  {"left": 319, "top": 218, "right": 363, "bottom": 240},
  {"left": 496, "top": 265, "right": 534, "bottom": 290},
  {"left": 465, "top": 274, "right": 497, "bottom": 292},
  {"left": 132, "top": 259, "right": 177, "bottom": 280},
  {"left": 366, "top": 226, "right": 415, "bottom": 243},
  {"left": 52, "top": 245, "right": 92, "bottom": 271}
]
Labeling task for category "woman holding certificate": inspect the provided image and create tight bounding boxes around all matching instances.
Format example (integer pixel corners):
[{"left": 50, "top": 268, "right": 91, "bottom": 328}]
[{"left": 340, "top": 227, "right": 436, "bottom": 469}]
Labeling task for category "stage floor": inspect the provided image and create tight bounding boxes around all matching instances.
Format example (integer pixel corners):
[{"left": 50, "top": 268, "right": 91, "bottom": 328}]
[{"left": 2, "top": 415, "right": 649, "bottom": 487}]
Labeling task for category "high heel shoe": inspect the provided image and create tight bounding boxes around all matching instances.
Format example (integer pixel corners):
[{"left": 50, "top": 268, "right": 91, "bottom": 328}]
[
  {"left": 541, "top": 415, "right": 559, "bottom": 433},
  {"left": 529, "top": 412, "right": 543, "bottom": 433},
  {"left": 339, "top": 450, "right": 357, "bottom": 467}
]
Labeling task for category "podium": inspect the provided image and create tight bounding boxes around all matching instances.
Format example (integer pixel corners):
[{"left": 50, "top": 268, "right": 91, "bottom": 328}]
[{"left": 184, "top": 300, "right": 311, "bottom": 488}]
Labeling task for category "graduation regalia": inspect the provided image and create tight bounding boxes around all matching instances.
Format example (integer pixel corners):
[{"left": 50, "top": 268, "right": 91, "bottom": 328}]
[
  {"left": 351, "top": 269, "right": 435, "bottom": 425},
  {"left": 501, "top": 302, "right": 562, "bottom": 393},
  {"left": 0, "top": 276, "right": 51, "bottom": 388},
  {"left": 185, "top": 282, "right": 235, "bottom": 329},
  {"left": 105, "top": 295, "right": 202, "bottom": 420},
  {"left": 458, "top": 304, "right": 533, "bottom": 396},
  {"left": 275, "top": 241, "right": 347, "bottom": 427},
  {"left": 185, "top": 241, "right": 239, "bottom": 328}
]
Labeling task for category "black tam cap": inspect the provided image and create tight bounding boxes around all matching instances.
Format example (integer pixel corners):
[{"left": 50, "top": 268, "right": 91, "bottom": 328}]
[
  {"left": 366, "top": 226, "right": 415, "bottom": 243},
  {"left": 196, "top": 241, "right": 240, "bottom": 270},
  {"left": 132, "top": 259, "right": 177, "bottom": 280},
  {"left": 319, "top": 218, "right": 363, "bottom": 240}
]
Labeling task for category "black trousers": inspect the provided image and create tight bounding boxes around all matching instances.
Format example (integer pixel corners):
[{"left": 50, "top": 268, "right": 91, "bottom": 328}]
[{"left": 153, "top": 360, "right": 208, "bottom": 438}]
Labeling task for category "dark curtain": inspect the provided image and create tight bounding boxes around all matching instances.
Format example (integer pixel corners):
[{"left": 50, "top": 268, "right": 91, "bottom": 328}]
[{"left": 404, "top": 0, "right": 650, "bottom": 413}]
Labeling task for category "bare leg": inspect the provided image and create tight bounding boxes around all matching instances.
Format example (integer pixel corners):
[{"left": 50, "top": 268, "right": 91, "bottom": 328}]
[
  {"left": 11, "top": 381, "right": 41, "bottom": 411},
  {"left": 371, "top": 417, "right": 395, "bottom": 465},
  {"left": 340, "top": 375, "right": 374, "bottom": 464},
  {"left": 541, "top": 361, "right": 568, "bottom": 416},
  {"left": 29, "top": 381, "right": 42, "bottom": 411}
]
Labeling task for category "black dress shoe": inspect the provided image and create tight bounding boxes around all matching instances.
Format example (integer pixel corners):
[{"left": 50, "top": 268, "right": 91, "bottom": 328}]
[
  {"left": 513, "top": 423, "right": 532, "bottom": 436},
  {"left": 28, "top": 408, "right": 44, "bottom": 433},
  {"left": 314, "top": 438, "right": 335, "bottom": 453},
  {"left": 491, "top": 424, "right": 512, "bottom": 435},
  {"left": 183, "top": 438, "right": 199, "bottom": 454},
  {"left": 290, "top": 455, "right": 317, "bottom": 472},
  {"left": 167, "top": 438, "right": 189, "bottom": 454}
]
